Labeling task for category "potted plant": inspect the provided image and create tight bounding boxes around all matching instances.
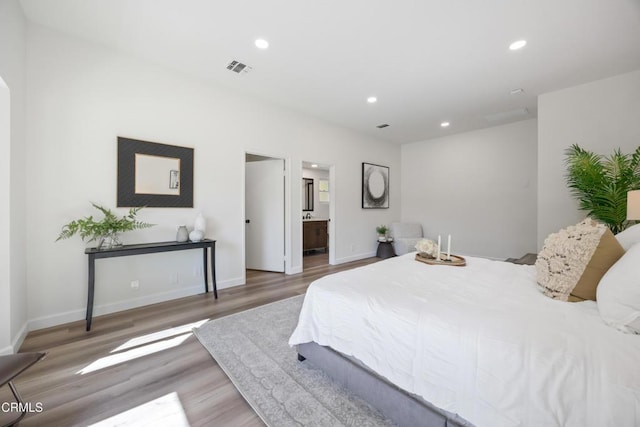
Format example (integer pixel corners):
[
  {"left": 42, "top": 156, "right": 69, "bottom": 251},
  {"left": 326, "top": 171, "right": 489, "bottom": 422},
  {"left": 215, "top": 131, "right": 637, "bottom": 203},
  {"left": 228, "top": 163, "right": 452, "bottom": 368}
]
[
  {"left": 565, "top": 144, "right": 640, "bottom": 234},
  {"left": 56, "top": 203, "right": 154, "bottom": 249},
  {"left": 376, "top": 225, "right": 389, "bottom": 241}
]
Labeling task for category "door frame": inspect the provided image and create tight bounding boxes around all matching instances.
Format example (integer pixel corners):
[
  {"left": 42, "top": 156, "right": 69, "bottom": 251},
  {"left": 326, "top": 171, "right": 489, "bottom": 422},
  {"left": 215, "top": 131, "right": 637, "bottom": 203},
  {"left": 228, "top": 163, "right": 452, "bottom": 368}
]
[
  {"left": 301, "top": 162, "right": 336, "bottom": 267},
  {"left": 242, "top": 151, "right": 291, "bottom": 284},
  {"left": 328, "top": 164, "right": 336, "bottom": 265}
]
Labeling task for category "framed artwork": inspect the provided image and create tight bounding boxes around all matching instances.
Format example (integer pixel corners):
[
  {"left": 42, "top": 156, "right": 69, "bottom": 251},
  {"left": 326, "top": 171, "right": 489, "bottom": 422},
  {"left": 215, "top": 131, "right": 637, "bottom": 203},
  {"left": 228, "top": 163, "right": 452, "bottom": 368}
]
[
  {"left": 169, "top": 169, "right": 180, "bottom": 189},
  {"left": 362, "top": 162, "right": 389, "bottom": 209},
  {"left": 318, "top": 179, "right": 329, "bottom": 203}
]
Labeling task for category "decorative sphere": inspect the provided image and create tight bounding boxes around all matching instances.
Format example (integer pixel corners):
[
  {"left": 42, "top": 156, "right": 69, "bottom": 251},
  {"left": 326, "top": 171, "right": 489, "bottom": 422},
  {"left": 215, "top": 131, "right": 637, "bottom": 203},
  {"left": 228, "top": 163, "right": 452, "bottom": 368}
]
[{"left": 189, "top": 230, "right": 204, "bottom": 242}]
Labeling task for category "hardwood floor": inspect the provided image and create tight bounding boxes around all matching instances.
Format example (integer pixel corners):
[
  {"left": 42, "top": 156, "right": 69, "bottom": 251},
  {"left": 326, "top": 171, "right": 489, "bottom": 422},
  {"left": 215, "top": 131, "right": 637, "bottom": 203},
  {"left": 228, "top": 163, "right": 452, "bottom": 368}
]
[
  {"left": 303, "top": 250, "right": 329, "bottom": 269},
  {"left": 6, "top": 256, "right": 380, "bottom": 427}
]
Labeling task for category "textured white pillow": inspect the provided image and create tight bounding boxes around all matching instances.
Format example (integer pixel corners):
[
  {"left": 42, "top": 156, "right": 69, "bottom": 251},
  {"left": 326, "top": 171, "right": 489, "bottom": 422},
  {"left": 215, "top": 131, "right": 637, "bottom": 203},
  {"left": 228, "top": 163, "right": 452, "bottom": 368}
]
[
  {"left": 615, "top": 223, "right": 640, "bottom": 251},
  {"left": 536, "top": 219, "right": 624, "bottom": 301},
  {"left": 597, "top": 242, "right": 640, "bottom": 333}
]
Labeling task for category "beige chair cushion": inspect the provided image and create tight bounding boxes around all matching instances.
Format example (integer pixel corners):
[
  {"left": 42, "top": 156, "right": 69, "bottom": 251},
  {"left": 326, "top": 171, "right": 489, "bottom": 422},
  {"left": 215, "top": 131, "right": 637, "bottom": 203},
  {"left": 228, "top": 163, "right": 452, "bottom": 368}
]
[
  {"left": 536, "top": 219, "right": 625, "bottom": 302},
  {"left": 390, "top": 222, "right": 423, "bottom": 255}
]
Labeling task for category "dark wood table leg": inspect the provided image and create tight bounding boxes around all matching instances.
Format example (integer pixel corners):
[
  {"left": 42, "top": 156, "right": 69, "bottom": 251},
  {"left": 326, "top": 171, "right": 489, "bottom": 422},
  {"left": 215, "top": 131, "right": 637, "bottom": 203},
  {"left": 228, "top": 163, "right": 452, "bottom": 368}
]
[
  {"left": 86, "top": 254, "right": 95, "bottom": 331},
  {"left": 211, "top": 241, "right": 218, "bottom": 299},
  {"left": 203, "top": 247, "right": 209, "bottom": 293}
]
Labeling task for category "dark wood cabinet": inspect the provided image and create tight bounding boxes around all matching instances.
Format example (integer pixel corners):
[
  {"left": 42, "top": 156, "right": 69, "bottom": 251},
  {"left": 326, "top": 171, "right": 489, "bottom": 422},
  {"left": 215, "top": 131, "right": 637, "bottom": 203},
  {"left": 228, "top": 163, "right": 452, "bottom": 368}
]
[{"left": 303, "top": 220, "right": 328, "bottom": 251}]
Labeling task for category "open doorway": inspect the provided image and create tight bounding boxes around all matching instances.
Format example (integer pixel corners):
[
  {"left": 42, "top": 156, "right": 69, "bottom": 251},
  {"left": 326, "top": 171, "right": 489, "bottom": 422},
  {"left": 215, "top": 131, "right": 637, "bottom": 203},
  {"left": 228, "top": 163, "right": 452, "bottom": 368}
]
[
  {"left": 245, "top": 153, "right": 285, "bottom": 274},
  {"left": 302, "top": 161, "right": 331, "bottom": 270}
]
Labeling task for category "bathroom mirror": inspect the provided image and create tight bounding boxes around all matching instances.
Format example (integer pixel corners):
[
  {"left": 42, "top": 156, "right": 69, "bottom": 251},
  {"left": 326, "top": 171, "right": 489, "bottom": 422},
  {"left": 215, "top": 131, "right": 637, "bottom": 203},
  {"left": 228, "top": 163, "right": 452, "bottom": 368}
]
[
  {"left": 303, "top": 178, "right": 314, "bottom": 211},
  {"left": 118, "top": 137, "right": 194, "bottom": 207}
]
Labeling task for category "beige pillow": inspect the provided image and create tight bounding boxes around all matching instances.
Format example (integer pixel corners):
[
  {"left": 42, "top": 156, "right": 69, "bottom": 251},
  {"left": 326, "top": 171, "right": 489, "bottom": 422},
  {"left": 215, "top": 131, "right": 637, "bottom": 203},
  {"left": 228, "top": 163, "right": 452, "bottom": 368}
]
[{"left": 536, "top": 219, "right": 625, "bottom": 302}]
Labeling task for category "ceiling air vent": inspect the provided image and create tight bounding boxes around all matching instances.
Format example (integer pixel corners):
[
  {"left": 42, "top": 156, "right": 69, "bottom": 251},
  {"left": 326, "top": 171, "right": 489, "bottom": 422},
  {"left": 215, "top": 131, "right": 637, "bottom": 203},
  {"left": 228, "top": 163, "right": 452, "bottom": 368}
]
[
  {"left": 484, "top": 108, "right": 529, "bottom": 123},
  {"left": 226, "top": 60, "right": 252, "bottom": 74},
  {"left": 376, "top": 124, "right": 390, "bottom": 129}
]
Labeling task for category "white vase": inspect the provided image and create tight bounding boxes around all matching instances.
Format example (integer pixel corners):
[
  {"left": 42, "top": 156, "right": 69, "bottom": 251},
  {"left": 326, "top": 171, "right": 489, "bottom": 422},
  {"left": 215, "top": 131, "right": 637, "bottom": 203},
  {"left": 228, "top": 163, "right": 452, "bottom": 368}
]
[
  {"left": 189, "top": 229, "right": 204, "bottom": 242},
  {"left": 194, "top": 213, "right": 206, "bottom": 234},
  {"left": 176, "top": 225, "right": 189, "bottom": 242}
]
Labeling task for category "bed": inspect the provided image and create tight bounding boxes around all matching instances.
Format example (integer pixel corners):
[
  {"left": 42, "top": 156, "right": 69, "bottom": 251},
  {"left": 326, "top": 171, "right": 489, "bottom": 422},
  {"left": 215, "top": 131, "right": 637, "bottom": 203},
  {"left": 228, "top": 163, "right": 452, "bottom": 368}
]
[{"left": 289, "top": 253, "right": 640, "bottom": 427}]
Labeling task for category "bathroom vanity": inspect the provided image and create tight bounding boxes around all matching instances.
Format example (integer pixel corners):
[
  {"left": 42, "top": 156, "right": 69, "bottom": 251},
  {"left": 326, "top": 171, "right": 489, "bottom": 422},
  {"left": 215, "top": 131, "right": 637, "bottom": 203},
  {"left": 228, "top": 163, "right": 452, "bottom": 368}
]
[{"left": 303, "top": 219, "right": 328, "bottom": 252}]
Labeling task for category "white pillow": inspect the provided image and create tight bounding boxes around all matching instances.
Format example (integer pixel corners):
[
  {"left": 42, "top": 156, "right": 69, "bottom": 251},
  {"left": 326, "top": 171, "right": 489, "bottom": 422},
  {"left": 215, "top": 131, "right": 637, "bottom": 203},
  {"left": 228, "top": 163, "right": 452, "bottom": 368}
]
[
  {"left": 615, "top": 223, "right": 640, "bottom": 251},
  {"left": 597, "top": 242, "right": 640, "bottom": 333}
]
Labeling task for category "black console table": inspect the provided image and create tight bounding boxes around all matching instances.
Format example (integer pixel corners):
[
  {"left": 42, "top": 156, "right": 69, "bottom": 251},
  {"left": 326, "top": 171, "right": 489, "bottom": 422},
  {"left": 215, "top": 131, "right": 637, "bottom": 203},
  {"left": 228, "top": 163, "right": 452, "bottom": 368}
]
[{"left": 84, "top": 239, "right": 217, "bottom": 331}]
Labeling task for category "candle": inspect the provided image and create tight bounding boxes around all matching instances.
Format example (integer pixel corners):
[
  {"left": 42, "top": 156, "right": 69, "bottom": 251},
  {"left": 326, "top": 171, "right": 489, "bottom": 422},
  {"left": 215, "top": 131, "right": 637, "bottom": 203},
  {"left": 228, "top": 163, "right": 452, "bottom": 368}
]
[
  {"left": 447, "top": 234, "right": 451, "bottom": 260},
  {"left": 437, "top": 235, "right": 441, "bottom": 261}
]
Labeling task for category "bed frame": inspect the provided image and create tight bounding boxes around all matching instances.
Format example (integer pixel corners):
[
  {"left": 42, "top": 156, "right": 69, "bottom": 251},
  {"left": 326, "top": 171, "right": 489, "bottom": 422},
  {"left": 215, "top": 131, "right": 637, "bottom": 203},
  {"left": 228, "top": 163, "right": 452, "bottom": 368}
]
[{"left": 297, "top": 342, "right": 473, "bottom": 427}]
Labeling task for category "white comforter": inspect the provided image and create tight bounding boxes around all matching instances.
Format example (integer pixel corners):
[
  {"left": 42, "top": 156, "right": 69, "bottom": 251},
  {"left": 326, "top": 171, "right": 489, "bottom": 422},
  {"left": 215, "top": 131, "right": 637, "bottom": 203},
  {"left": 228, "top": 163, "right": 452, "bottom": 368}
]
[{"left": 289, "top": 253, "right": 640, "bottom": 427}]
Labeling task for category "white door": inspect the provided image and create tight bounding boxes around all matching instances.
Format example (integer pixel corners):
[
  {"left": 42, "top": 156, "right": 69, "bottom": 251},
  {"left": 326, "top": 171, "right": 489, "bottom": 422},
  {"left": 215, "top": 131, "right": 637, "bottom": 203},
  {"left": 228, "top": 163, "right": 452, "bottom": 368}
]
[{"left": 245, "top": 159, "right": 285, "bottom": 272}]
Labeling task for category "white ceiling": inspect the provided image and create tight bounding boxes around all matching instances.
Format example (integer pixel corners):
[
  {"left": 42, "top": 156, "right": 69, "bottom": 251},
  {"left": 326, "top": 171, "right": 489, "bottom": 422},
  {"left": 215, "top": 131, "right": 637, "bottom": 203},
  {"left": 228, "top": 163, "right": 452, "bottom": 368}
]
[
  {"left": 19, "top": 0, "right": 640, "bottom": 144},
  {"left": 302, "top": 161, "right": 330, "bottom": 171}
]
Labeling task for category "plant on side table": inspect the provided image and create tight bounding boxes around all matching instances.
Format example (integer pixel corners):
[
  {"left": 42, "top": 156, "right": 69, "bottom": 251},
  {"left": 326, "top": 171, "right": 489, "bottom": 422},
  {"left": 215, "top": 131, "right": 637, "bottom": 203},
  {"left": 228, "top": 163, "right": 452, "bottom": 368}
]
[
  {"left": 376, "top": 224, "right": 389, "bottom": 241},
  {"left": 565, "top": 144, "right": 640, "bottom": 234},
  {"left": 56, "top": 203, "right": 154, "bottom": 249}
]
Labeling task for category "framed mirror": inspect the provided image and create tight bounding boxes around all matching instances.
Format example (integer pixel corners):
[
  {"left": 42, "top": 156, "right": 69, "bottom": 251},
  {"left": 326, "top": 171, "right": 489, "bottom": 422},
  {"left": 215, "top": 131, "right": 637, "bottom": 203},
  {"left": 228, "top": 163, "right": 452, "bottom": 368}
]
[
  {"left": 303, "top": 178, "right": 314, "bottom": 211},
  {"left": 117, "top": 137, "right": 194, "bottom": 207}
]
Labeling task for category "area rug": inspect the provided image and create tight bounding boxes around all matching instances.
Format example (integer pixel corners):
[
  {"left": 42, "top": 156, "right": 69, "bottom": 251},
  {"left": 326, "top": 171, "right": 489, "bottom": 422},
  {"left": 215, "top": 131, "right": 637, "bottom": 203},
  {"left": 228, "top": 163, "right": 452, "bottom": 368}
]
[{"left": 193, "top": 295, "right": 395, "bottom": 427}]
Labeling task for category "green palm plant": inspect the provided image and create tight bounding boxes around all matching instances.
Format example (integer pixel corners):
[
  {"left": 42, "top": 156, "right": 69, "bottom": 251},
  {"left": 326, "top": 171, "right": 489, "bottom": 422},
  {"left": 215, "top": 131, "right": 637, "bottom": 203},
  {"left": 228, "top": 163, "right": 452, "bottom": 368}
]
[{"left": 565, "top": 144, "right": 640, "bottom": 234}]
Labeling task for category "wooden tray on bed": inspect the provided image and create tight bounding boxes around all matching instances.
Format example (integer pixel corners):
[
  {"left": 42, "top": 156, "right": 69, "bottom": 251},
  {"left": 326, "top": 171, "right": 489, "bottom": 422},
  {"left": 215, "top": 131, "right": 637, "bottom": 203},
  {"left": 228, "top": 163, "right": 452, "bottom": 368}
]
[{"left": 415, "top": 252, "right": 466, "bottom": 266}]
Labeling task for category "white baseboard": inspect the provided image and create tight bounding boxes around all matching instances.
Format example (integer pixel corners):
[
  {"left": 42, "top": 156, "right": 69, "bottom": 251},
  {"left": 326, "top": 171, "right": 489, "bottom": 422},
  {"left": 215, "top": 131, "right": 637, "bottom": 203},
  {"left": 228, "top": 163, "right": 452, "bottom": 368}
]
[
  {"left": 28, "top": 285, "right": 204, "bottom": 331},
  {"left": 334, "top": 251, "right": 377, "bottom": 265},
  {"left": 288, "top": 266, "right": 303, "bottom": 274},
  {"left": 28, "top": 276, "right": 246, "bottom": 331},
  {"left": 11, "top": 322, "right": 28, "bottom": 353},
  {"left": 28, "top": 308, "right": 86, "bottom": 332},
  {"left": 0, "top": 322, "right": 30, "bottom": 354},
  {"left": 218, "top": 276, "right": 245, "bottom": 289}
]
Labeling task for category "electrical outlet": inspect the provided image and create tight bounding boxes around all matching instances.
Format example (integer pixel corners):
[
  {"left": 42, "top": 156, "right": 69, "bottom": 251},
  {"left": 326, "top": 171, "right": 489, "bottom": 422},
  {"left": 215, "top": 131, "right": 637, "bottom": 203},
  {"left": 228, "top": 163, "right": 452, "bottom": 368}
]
[
  {"left": 350, "top": 244, "right": 355, "bottom": 253},
  {"left": 170, "top": 273, "right": 179, "bottom": 285},
  {"left": 130, "top": 280, "right": 139, "bottom": 290}
]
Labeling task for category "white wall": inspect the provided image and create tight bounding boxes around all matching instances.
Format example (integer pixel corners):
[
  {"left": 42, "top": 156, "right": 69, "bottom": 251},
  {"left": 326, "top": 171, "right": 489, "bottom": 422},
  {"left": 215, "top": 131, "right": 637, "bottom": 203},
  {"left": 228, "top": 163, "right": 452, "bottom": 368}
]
[
  {"left": 302, "top": 167, "right": 330, "bottom": 219},
  {"left": 0, "top": 0, "right": 27, "bottom": 354},
  {"left": 401, "top": 119, "right": 538, "bottom": 259},
  {"left": 0, "top": 75, "right": 10, "bottom": 354},
  {"left": 25, "top": 24, "right": 401, "bottom": 329},
  {"left": 537, "top": 70, "right": 640, "bottom": 246}
]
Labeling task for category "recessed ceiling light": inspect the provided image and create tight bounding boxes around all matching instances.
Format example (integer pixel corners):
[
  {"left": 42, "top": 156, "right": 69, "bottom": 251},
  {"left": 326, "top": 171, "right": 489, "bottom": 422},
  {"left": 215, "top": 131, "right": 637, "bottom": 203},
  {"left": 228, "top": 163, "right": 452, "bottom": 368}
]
[
  {"left": 367, "top": 96, "right": 377, "bottom": 103},
  {"left": 311, "top": 164, "right": 318, "bottom": 168},
  {"left": 509, "top": 40, "right": 527, "bottom": 50},
  {"left": 255, "top": 39, "right": 269, "bottom": 49},
  {"left": 440, "top": 122, "right": 450, "bottom": 127}
]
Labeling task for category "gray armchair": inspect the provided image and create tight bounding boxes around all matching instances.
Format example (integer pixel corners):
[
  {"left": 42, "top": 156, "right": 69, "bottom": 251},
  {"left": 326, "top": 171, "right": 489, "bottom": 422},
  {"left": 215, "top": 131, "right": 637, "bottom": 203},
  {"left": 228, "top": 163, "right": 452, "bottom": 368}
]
[{"left": 390, "top": 222, "right": 423, "bottom": 255}]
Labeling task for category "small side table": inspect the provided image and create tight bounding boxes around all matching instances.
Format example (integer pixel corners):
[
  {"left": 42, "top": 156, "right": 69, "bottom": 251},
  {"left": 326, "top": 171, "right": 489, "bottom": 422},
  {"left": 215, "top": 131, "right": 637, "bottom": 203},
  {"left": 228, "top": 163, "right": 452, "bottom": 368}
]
[{"left": 376, "top": 240, "right": 396, "bottom": 259}]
